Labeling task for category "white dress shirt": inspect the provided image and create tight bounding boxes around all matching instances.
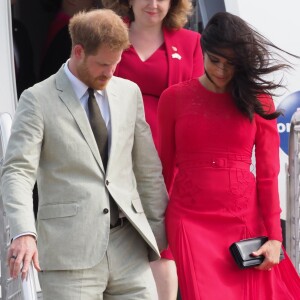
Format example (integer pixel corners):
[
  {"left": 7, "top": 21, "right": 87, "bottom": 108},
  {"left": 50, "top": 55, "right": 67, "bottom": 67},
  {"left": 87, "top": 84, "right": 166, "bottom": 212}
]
[{"left": 64, "top": 61, "right": 112, "bottom": 151}]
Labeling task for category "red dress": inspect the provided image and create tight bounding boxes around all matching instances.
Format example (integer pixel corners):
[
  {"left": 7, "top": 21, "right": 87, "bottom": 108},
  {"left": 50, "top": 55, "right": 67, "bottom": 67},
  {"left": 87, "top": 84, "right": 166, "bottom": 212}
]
[
  {"left": 158, "top": 79, "right": 300, "bottom": 299},
  {"left": 114, "top": 27, "right": 204, "bottom": 149}
]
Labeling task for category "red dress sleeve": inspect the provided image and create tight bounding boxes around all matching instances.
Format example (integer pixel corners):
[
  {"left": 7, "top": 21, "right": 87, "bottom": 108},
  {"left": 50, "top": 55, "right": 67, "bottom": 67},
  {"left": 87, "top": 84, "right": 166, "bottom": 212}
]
[
  {"left": 157, "top": 85, "right": 178, "bottom": 260},
  {"left": 255, "top": 95, "right": 282, "bottom": 241},
  {"left": 158, "top": 86, "right": 177, "bottom": 193}
]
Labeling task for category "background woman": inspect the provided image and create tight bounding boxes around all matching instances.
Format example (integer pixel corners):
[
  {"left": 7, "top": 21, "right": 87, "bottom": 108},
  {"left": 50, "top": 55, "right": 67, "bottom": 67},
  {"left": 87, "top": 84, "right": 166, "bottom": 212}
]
[
  {"left": 158, "top": 11, "right": 300, "bottom": 299},
  {"left": 103, "top": 0, "right": 204, "bottom": 299}
]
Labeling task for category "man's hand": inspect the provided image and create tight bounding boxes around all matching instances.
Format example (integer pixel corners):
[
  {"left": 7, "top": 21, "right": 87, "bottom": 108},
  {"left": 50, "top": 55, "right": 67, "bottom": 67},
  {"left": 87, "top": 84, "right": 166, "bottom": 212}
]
[{"left": 7, "top": 235, "right": 41, "bottom": 280}]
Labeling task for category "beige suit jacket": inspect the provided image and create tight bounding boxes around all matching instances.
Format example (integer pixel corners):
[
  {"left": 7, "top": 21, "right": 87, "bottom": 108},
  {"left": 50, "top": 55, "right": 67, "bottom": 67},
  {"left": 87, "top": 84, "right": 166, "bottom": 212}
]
[{"left": 1, "top": 67, "right": 168, "bottom": 270}]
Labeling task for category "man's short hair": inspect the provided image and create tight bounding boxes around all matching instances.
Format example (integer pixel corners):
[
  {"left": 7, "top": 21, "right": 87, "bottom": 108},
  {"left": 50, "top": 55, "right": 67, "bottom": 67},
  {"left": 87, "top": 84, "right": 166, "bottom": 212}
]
[{"left": 69, "top": 9, "right": 130, "bottom": 55}]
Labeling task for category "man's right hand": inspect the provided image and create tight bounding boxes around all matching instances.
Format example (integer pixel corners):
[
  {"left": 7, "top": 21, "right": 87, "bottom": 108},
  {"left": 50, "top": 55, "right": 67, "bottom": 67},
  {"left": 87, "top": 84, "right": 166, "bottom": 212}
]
[{"left": 7, "top": 235, "right": 41, "bottom": 280}]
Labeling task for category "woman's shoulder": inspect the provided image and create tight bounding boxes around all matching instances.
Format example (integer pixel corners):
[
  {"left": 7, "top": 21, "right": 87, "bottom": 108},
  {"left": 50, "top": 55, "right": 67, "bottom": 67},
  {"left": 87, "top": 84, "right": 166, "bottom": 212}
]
[
  {"left": 161, "top": 78, "right": 199, "bottom": 97},
  {"left": 164, "top": 27, "right": 201, "bottom": 40},
  {"left": 159, "top": 79, "right": 201, "bottom": 115},
  {"left": 258, "top": 94, "right": 275, "bottom": 112}
]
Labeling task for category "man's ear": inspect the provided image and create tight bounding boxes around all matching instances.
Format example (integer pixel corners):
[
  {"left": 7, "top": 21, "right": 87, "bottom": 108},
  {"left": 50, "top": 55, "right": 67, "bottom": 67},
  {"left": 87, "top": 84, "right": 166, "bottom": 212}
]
[{"left": 73, "top": 44, "right": 85, "bottom": 59}]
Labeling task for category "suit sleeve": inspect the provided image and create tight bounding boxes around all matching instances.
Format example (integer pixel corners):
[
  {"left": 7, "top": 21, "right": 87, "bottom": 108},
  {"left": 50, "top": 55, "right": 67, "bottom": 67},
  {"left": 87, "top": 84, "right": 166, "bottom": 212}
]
[
  {"left": 255, "top": 95, "right": 282, "bottom": 241},
  {"left": 132, "top": 86, "right": 168, "bottom": 251},
  {"left": 1, "top": 89, "right": 43, "bottom": 238},
  {"left": 158, "top": 87, "right": 177, "bottom": 192}
]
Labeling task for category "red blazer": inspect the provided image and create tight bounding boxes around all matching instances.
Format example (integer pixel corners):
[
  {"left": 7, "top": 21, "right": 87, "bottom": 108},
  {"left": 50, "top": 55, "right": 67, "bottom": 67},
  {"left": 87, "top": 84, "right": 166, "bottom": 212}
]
[
  {"left": 162, "top": 27, "right": 204, "bottom": 86},
  {"left": 114, "top": 26, "right": 204, "bottom": 88}
]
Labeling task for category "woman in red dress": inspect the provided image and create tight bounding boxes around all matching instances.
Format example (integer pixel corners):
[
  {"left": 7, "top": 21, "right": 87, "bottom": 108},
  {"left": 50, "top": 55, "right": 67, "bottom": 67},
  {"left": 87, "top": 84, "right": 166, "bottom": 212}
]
[
  {"left": 158, "top": 12, "right": 300, "bottom": 299},
  {"left": 103, "top": 0, "right": 204, "bottom": 298}
]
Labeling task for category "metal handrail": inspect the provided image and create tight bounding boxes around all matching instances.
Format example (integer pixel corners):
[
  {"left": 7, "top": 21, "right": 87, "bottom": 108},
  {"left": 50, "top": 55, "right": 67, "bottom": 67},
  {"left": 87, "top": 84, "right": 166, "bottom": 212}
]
[
  {"left": 0, "top": 112, "right": 38, "bottom": 299},
  {"left": 287, "top": 109, "right": 300, "bottom": 274}
]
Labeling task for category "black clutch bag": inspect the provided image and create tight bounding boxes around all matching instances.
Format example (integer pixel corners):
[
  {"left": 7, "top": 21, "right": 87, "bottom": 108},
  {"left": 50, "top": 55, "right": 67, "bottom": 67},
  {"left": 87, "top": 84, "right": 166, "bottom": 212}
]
[{"left": 229, "top": 236, "right": 284, "bottom": 269}]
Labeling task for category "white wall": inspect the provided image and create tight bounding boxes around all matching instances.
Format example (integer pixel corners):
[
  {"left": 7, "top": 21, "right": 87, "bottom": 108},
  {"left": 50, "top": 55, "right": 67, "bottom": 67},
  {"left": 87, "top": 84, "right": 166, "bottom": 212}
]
[{"left": 0, "top": 0, "right": 17, "bottom": 117}]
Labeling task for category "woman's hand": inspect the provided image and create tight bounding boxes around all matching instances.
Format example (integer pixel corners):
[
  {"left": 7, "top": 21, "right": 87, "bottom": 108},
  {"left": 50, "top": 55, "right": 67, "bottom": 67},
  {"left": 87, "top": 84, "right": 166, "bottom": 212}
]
[{"left": 252, "top": 239, "right": 282, "bottom": 271}]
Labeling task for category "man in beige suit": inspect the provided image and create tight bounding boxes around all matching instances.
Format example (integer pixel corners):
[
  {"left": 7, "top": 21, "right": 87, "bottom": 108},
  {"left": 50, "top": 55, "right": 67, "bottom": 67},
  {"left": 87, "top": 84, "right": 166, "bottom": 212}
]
[{"left": 1, "top": 9, "right": 168, "bottom": 300}]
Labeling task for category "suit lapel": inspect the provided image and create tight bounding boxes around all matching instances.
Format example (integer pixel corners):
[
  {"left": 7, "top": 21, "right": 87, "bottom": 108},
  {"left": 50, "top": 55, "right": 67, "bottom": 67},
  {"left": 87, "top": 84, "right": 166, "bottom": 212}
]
[
  {"left": 105, "top": 79, "right": 120, "bottom": 172},
  {"left": 55, "top": 67, "right": 105, "bottom": 172}
]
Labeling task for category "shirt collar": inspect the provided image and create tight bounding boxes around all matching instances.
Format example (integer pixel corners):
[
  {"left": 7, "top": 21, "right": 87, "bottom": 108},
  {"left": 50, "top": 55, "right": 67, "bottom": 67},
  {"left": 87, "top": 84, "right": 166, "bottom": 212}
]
[{"left": 63, "top": 60, "right": 104, "bottom": 99}]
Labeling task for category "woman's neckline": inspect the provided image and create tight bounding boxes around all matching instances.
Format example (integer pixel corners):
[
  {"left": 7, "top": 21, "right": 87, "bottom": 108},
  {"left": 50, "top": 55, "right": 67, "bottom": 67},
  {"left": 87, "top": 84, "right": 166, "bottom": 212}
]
[{"left": 197, "top": 77, "right": 231, "bottom": 96}]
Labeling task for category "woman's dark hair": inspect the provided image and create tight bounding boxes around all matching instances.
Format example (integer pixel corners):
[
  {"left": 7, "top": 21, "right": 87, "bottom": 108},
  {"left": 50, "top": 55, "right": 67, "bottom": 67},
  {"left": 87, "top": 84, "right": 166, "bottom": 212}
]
[{"left": 201, "top": 12, "right": 297, "bottom": 120}]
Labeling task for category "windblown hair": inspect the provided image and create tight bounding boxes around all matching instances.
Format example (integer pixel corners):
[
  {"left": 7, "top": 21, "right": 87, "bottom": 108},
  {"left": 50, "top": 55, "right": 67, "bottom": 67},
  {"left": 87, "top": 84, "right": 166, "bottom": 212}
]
[
  {"left": 102, "top": 0, "right": 192, "bottom": 29},
  {"left": 201, "top": 12, "right": 297, "bottom": 120},
  {"left": 69, "top": 9, "right": 130, "bottom": 55}
]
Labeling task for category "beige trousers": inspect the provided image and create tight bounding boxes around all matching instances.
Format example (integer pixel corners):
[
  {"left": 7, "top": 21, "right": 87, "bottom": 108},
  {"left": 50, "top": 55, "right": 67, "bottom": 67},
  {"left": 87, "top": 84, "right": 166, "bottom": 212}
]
[{"left": 38, "top": 221, "right": 158, "bottom": 300}]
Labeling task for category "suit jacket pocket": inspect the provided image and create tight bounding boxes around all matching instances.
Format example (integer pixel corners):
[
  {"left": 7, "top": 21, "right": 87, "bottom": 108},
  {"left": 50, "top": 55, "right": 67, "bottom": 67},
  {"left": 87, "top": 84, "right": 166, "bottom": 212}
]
[
  {"left": 38, "top": 203, "right": 79, "bottom": 220},
  {"left": 132, "top": 198, "right": 144, "bottom": 213}
]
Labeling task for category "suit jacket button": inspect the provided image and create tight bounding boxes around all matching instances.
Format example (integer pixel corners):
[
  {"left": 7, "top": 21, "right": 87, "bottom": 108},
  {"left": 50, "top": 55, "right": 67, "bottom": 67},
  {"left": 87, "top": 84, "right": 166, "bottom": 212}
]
[
  {"left": 105, "top": 180, "right": 109, "bottom": 186},
  {"left": 103, "top": 208, "right": 109, "bottom": 214}
]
